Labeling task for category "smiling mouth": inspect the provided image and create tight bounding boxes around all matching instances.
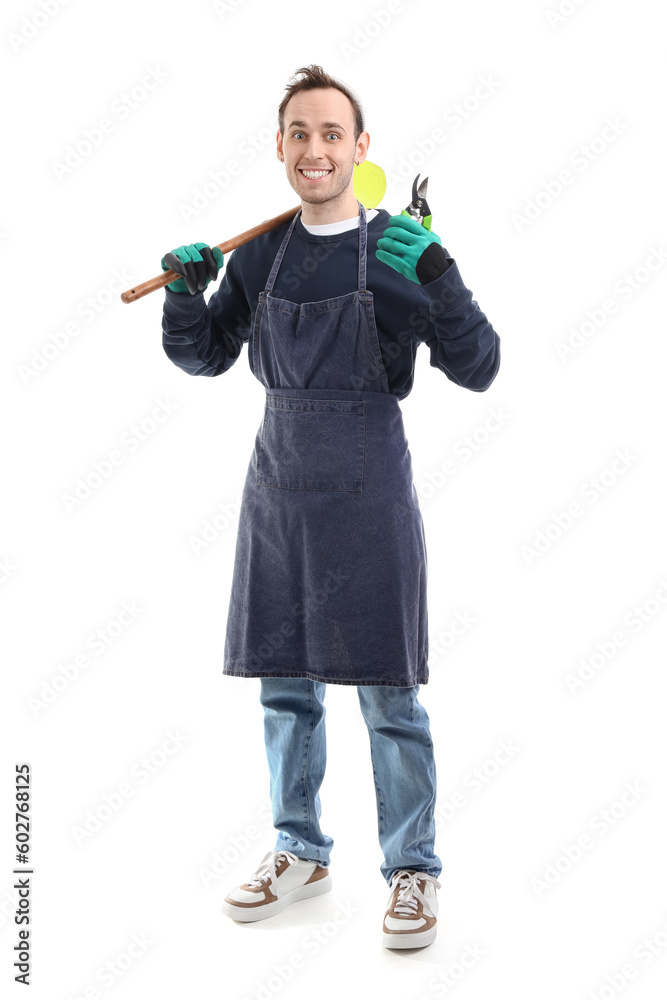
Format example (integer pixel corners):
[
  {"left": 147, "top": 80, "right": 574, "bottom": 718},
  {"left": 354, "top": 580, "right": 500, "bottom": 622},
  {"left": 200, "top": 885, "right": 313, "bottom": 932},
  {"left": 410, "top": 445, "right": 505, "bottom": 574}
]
[{"left": 299, "top": 169, "right": 332, "bottom": 181}]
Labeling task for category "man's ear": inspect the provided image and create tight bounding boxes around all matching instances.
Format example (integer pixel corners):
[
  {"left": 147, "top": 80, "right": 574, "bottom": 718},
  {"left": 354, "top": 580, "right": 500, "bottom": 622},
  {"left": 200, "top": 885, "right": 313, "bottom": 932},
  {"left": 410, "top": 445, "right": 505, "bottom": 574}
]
[{"left": 355, "top": 130, "right": 371, "bottom": 166}]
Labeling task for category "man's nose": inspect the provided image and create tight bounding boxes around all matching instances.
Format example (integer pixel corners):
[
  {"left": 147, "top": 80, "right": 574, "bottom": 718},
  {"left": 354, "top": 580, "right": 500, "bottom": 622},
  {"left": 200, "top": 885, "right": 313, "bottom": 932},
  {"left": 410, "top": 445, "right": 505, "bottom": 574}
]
[{"left": 306, "top": 137, "right": 328, "bottom": 159}]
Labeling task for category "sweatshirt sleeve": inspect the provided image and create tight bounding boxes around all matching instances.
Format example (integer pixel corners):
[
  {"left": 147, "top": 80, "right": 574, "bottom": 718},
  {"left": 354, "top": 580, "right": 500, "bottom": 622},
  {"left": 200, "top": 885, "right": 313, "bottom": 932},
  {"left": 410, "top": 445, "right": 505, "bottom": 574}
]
[
  {"left": 161, "top": 249, "right": 251, "bottom": 377},
  {"left": 410, "top": 253, "right": 500, "bottom": 392}
]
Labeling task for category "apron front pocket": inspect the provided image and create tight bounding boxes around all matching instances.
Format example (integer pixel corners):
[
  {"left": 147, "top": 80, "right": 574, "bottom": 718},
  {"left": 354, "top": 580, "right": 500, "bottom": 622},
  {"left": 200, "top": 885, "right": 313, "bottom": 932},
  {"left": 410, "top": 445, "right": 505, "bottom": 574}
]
[{"left": 256, "top": 395, "right": 365, "bottom": 491}]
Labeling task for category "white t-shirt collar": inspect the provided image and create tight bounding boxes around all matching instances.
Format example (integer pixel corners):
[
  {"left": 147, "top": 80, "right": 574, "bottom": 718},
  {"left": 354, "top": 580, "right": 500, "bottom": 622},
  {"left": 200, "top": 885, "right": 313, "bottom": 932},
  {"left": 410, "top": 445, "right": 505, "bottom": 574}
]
[{"left": 301, "top": 208, "right": 378, "bottom": 236}]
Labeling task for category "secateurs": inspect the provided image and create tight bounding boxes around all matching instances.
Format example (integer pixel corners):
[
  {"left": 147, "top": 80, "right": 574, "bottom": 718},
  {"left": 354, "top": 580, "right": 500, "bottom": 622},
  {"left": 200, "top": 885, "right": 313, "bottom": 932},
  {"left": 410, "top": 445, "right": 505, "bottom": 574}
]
[{"left": 401, "top": 174, "right": 432, "bottom": 232}]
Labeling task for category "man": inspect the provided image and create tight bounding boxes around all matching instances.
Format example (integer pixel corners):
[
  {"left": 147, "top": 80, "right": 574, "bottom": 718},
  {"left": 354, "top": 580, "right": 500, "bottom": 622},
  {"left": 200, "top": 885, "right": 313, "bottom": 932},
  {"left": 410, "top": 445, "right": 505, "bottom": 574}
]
[{"left": 161, "top": 65, "right": 500, "bottom": 950}]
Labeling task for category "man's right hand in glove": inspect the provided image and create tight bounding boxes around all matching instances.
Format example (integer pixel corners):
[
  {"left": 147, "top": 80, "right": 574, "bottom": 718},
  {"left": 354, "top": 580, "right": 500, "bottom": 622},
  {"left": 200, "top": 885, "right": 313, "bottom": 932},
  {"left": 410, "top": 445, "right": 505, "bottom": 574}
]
[{"left": 161, "top": 243, "right": 224, "bottom": 295}]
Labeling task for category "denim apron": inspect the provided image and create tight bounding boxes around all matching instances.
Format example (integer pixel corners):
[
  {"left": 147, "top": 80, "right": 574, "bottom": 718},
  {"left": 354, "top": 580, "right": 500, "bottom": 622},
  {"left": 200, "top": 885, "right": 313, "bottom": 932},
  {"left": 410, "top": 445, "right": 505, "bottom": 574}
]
[{"left": 222, "top": 200, "right": 429, "bottom": 687}]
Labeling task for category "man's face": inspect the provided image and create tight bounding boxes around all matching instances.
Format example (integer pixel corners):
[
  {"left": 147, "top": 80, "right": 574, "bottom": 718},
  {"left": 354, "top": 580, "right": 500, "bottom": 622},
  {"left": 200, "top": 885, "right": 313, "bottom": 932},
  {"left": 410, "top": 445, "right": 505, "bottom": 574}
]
[{"left": 277, "top": 87, "right": 368, "bottom": 208}]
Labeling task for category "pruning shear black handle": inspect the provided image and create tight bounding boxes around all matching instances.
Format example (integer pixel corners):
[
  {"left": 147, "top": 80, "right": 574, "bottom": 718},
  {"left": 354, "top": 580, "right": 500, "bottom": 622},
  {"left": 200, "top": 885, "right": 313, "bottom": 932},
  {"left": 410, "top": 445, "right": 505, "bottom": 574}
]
[{"left": 401, "top": 174, "right": 432, "bottom": 231}]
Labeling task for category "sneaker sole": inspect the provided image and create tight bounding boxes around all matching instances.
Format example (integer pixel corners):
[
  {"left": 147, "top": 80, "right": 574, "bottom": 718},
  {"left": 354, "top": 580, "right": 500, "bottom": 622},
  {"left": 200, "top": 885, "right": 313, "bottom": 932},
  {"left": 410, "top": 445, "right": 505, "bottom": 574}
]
[
  {"left": 382, "top": 923, "right": 437, "bottom": 949},
  {"left": 221, "top": 872, "right": 332, "bottom": 922}
]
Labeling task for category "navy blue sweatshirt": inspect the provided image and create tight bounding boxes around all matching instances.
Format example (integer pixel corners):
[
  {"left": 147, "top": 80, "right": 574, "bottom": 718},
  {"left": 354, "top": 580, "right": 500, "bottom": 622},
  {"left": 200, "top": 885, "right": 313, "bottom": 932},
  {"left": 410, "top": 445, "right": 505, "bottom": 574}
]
[{"left": 161, "top": 207, "right": 500, "bottom": 400}]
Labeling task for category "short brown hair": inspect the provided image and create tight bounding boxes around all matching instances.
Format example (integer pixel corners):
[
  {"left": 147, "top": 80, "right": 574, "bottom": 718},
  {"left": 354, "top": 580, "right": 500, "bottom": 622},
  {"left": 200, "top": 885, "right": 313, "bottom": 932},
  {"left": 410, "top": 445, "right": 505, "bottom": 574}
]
[{"left": 278, "top": 64, "right": 365, "bottom": 143}]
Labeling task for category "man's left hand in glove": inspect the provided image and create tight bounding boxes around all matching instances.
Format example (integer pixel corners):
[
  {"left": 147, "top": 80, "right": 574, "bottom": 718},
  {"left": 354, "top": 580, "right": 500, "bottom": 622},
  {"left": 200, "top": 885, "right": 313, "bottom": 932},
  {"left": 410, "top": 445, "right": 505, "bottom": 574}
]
[
  {"left": 376, "top": 215, "right": 451, "bottom": 285},
  {"left": 161, "top": 242, "right": 224, "bottom": 295}
]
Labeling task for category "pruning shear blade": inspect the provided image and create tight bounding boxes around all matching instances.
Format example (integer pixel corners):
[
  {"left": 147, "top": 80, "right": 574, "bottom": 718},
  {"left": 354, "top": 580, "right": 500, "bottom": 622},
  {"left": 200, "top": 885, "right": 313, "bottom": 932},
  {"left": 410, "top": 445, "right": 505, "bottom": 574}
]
[{"left": 402, "top": 174, "right": 432, "bottom": 231}]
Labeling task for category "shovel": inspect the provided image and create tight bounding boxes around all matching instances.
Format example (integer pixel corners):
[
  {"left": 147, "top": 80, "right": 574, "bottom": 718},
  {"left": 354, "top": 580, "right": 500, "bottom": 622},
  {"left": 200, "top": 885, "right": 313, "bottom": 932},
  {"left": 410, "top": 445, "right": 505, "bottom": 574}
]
[{"left": 120, "top": 161, "right": 387, "bottom": 304}]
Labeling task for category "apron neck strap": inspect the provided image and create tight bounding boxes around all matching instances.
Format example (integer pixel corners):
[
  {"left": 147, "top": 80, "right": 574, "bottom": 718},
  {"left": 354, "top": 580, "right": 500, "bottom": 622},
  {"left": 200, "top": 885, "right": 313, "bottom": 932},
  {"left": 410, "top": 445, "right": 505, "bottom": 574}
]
[
  {"left": 263, "top": 199, "right": 368, "bottom": 296},
  {"left": 357, "top": 200, "right": 367, "bottom": 291},
  {"left": 264, "top": 208, "right": 301, "bottom": 295}
]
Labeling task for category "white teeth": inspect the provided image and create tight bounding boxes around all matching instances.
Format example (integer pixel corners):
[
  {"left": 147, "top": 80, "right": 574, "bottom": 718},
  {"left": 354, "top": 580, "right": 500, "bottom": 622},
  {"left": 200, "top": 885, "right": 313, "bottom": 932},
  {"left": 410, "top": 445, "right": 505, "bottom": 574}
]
[{"left": 301, "top": 169, "right": 331, "bottom": 179}]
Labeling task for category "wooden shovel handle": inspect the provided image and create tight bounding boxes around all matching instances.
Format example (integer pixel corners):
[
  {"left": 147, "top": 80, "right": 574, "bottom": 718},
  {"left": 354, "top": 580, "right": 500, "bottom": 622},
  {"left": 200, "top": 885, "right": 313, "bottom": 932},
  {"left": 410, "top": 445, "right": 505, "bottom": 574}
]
[{"left": 120, "top": 205, "right": 301, "bottom": 303}]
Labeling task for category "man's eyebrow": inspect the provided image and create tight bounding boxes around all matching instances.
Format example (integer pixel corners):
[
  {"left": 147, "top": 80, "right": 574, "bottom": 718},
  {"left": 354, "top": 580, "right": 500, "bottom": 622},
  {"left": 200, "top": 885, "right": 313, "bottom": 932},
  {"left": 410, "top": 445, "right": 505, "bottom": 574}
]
[{"left": 287, "top": 120, "right": 347, "bottom": 132}]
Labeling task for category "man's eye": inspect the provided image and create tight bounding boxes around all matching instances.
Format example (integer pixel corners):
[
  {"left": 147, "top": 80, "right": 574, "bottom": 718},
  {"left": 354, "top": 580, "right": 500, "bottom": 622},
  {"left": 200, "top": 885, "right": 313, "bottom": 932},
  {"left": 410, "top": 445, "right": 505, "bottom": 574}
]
[{"left": 291, "top": 132, "right": 340, "bottom": 140}]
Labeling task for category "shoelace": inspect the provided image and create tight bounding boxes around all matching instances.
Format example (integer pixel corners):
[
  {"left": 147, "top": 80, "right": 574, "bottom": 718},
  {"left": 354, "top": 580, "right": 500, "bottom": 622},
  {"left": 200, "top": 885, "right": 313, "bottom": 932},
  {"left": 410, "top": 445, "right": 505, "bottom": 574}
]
[
  {"left": 391, "top": 870, "right": 442, "bottom": 916},
  {"left": 247, "top": 850, "right": 299, "bottom": 887}
]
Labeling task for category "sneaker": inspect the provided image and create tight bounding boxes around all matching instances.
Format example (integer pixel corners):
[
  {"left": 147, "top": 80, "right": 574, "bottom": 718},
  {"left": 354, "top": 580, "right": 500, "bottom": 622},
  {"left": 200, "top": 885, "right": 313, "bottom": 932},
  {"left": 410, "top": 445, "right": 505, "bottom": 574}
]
[
  {"left": 381, "top": 869, "right": 441, "bottom": 949},
  {"left": 221, "top": 849, "right": 332, "bottom": 922}
]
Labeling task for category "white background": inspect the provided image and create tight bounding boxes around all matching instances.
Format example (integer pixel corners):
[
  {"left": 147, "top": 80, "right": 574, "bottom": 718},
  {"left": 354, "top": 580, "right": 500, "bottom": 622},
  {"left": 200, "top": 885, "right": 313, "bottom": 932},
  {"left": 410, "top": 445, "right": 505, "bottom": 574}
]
[{"left": 3, "top": 0, "right": 666, "bottom": 997}]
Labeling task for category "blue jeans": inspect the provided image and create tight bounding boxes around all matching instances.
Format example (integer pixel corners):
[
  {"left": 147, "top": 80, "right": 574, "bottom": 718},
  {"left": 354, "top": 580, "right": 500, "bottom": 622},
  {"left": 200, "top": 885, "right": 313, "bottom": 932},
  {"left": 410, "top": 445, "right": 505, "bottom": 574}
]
[{"left": 259, "top": 677, "right": 441, "bottom": 887}]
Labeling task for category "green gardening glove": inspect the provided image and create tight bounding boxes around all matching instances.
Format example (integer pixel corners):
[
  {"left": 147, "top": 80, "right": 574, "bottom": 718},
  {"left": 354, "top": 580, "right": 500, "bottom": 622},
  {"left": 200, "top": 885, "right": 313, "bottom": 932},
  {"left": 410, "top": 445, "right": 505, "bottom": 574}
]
[
  {"left": 161, "top": 242, "right": 224, "bottom": 294},
  {"left": 376, "top": 215, "right": 449, "bottom": 285}
]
